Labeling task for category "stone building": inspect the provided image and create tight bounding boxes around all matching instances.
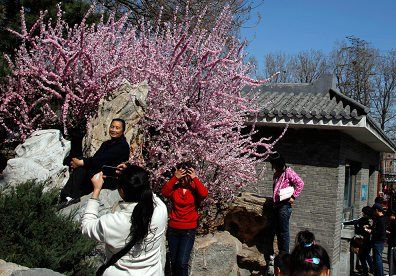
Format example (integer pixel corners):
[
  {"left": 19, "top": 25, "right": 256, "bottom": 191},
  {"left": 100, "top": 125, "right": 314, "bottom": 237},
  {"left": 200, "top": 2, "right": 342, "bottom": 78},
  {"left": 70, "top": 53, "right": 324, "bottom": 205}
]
[{"left": 246, "top": 75, "right": 396, "bottom": 275}]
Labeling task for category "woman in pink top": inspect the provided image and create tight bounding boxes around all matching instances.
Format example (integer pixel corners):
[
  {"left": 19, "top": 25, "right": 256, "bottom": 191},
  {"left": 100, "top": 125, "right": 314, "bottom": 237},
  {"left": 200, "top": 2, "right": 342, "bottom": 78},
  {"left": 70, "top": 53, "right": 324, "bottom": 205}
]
[{"left": 269, "top": 152, "right": 304, "bottom": 253}]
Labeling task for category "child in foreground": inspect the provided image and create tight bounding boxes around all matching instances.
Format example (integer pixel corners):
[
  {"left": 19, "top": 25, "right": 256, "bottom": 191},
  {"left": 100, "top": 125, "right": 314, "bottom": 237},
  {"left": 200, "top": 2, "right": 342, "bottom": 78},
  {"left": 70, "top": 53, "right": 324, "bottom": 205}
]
[{"left": 289, "top": 243, "right": 331, "bottom": 276}]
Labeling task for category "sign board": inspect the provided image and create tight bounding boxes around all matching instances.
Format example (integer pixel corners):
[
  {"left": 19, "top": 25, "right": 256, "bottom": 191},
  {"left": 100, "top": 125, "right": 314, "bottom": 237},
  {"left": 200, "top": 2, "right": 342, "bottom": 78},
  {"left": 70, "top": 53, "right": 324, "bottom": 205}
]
[{"left": 361, "top": 184, "right": 368, "bottom": 201}]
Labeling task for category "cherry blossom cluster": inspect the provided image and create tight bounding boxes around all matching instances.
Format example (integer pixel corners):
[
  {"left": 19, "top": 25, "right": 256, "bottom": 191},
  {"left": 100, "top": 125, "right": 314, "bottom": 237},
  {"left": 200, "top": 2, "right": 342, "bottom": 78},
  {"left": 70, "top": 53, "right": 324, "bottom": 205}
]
[{"left": 0, "top": 5, "right": 283, "bottom": 203}]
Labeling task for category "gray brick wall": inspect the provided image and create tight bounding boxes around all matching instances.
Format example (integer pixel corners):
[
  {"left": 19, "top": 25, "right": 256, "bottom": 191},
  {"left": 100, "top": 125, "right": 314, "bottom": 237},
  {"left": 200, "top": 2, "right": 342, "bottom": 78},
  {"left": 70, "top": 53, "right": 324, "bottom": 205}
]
[{"left": 245, "top": 126, "right": 380, "bottom": 275}]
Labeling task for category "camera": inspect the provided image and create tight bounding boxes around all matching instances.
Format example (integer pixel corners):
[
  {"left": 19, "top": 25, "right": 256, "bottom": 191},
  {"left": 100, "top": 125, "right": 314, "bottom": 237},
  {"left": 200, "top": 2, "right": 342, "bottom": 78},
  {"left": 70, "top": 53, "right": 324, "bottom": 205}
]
[{"left": 102, "top": 165, "right": 118, "bottom": 177}]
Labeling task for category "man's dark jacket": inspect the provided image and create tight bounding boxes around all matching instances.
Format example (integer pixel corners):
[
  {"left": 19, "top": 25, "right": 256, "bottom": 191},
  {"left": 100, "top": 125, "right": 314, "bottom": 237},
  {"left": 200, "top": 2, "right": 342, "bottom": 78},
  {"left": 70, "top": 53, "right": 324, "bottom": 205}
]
[{"left": 372, "top": 215, "right": 387, "bottom": 242}]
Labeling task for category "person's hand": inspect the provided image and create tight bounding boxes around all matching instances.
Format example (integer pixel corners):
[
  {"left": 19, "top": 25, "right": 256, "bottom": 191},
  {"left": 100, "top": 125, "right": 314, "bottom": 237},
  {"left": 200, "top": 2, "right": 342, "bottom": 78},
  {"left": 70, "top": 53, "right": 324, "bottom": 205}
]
[
  {"left": 289, "top": 197, "right": 295, "bottom": 204},
  {"left": 175, "top": 168, "right": 187, "bottom": 179},
  {"left": 91, "top": 172, "right": 104, "bottom": 199},
  {"left": 116, "top": 162, "right": 129, "bottom": 174},
  {"left": 187, "top": 168, "right": 197, "bottom": 179},
  {"left": 70, "top": 158, "right": 84, "bottom": 169}
]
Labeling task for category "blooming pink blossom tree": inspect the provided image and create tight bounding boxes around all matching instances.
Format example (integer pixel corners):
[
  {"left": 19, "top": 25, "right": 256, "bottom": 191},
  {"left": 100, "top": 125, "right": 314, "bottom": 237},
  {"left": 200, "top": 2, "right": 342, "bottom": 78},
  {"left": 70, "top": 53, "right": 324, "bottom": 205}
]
[{"left": 0, "top": 5, "right": 283, "bottom": 210}]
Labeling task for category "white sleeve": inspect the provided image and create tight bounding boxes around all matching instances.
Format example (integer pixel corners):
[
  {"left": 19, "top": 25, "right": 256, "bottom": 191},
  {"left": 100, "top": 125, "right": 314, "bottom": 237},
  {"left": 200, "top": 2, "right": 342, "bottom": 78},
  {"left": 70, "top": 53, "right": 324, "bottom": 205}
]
[{"left": 81, "top": 199, "right": 106, "bottom": 242}]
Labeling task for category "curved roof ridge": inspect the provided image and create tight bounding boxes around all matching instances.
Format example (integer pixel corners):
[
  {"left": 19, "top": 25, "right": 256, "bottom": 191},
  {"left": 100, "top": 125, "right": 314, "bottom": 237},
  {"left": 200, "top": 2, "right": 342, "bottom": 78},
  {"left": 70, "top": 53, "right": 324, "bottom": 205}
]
[{"left": 329, "top": 89, "right": 370, "bottom": 115}]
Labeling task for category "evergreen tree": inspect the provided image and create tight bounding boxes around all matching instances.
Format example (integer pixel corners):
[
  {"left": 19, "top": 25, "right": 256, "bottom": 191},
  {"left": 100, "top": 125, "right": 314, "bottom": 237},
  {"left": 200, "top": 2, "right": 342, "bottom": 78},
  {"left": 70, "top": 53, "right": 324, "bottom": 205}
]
[{"left": 0, "top": 181, "right": 97, "bottom": 275}]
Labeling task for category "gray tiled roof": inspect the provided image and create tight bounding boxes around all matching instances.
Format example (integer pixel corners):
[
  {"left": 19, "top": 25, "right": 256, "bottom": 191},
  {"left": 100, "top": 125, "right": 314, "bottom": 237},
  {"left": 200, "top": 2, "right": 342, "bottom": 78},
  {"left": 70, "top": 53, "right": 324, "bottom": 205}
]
[{"left": 250, "top": 82, "right": 369, "bottom": 121}]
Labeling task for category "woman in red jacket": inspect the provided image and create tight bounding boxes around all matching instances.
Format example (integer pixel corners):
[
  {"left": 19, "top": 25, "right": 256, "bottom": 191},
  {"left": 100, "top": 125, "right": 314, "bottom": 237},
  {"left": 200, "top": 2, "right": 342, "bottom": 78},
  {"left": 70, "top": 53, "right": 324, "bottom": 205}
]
[{"left": 162, "top": 163, "right": 208, "bottom": 276}]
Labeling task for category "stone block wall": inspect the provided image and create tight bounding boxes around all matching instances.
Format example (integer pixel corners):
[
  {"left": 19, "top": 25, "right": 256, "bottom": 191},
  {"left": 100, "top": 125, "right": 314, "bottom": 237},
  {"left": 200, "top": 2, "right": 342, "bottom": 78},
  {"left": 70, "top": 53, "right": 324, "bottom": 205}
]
[
  {"left": 247, "top": 127, "right": 341, "bottom": 258},
  {"left": 338, "top": 132, "right": 380, "bottom": 217}
]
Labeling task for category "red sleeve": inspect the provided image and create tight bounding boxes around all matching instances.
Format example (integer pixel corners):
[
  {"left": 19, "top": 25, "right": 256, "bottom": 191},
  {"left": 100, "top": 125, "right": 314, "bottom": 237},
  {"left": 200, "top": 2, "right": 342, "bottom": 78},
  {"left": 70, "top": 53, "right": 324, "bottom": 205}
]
[
  {"left": 191, "top": 177, "right": 208, "bottom": 198},
  {"left": 162, "top": 176, "right": 178, "bottom": 198}
]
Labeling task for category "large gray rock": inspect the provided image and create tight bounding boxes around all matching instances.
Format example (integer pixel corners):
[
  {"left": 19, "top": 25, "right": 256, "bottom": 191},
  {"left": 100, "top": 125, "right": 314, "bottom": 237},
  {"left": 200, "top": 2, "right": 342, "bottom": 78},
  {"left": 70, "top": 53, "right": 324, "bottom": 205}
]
[
  {"left": 0, "top": 259, "right": 28, "bottom": 276},
  {"left": 223, "top": 192, "right": 274, "bottom": 274},
  {"left": 190, "top": 231, "right": 242, "bottom": 276},
  {"left": 83, "top": 80, "right": 148, "bottom": 161},
  {"left": 11, "top": 268, "right": 64, "bottom": 276},
  {"left": 224, "top": 192, "right": 271, "bottom": 245},
  {"left": 0, "top": 130, "right": 70, "bottom": 190},
  {"left": 59, "top": 189, "right": 122, "bottom": 222},
  {"left": 238, "top": 244, "right": 266, "bottom": 272}
]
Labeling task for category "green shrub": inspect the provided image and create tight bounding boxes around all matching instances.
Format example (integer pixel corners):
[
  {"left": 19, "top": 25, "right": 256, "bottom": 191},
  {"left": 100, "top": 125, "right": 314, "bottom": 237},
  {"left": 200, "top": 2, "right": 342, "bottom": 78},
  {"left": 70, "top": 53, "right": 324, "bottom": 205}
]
[{"left": 0, "top": 181, "right": 97, "bottom": 275}]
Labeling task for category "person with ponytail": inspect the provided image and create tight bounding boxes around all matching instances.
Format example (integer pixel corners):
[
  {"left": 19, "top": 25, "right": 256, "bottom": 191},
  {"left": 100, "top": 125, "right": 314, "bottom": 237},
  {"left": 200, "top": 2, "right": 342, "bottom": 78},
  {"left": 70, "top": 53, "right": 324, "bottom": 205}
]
[
  {"left": 162, "top": 162, "right": 208, "bottom": 276},
  {"left": 81, "top": 165, "right": 168, "bottom": 276}
]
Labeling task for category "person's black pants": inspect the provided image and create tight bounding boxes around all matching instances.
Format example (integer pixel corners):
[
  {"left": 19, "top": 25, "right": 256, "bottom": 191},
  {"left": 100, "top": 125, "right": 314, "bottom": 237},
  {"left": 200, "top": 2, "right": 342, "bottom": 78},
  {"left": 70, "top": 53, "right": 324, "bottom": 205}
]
[
  {"left": 358, "top": 242, "right": 374, "bottom": 276},
  {"left": 60, "top": 167, "right": 118, "bottom": 199},
  {"left": 274, "top": 202, "right": 292, "bottom": 253}
]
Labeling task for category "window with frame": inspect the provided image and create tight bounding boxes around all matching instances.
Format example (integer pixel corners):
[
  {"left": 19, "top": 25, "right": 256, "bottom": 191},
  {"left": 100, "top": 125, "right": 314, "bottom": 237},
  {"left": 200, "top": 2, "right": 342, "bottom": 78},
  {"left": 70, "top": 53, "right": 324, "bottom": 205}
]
[{"left": 343, "top": 161, "right": 360, "bottom": 221}]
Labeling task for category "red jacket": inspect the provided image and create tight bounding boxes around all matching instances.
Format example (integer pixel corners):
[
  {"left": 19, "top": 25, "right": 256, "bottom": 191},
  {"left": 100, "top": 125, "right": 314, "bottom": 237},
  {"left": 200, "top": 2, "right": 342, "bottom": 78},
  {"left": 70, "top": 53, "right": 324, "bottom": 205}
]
[{"left": 162, "top": 176, "right": 208, "bottom": 229}]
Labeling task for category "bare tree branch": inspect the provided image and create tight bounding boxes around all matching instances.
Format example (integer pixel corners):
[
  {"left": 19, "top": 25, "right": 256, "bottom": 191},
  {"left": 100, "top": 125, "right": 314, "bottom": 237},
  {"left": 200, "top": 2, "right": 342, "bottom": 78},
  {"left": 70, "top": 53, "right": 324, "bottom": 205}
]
[{"left": 93, "top": 0, "right": 262, "bottom": 33}]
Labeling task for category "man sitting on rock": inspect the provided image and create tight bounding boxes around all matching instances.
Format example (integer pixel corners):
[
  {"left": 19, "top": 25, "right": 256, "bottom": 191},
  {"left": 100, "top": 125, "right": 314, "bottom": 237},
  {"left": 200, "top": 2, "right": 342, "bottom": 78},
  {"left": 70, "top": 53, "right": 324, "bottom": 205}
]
[{"left": 59, "top": 118, "right": 130, "bottom": 206}]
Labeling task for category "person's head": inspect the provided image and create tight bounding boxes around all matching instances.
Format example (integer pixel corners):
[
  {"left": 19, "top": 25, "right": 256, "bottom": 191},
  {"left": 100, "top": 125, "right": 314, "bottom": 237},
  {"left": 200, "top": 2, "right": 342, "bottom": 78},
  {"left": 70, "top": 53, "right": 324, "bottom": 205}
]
[
  {"left": 295, "top": 230, "right": 316, "bottom": 248},
  {"left": 269, "top": 152, "right": 286, "bottom": 172},
  {"left": 274, "top": 252, "right": 291, "bottom": 276},
  {"left": 372, "top": 203, "right": 384, "bottom": 217},
  {"left": 176, "top": 161, "right": 195, "bottom": 186},
  {"left": 109, "top": 118, "right": 126, "bottom": 139},
  {"left": 375, "top": 196, "right": 384, "bottom": 204},
  {"left": 362, "top": 206, "right": 373, "bottom": 218},
  {"left": 290, "top": 244, "right": 331, "bottom": 276},
  {"left": 117, "top": 165, "right": 151, "bottom": 202}
]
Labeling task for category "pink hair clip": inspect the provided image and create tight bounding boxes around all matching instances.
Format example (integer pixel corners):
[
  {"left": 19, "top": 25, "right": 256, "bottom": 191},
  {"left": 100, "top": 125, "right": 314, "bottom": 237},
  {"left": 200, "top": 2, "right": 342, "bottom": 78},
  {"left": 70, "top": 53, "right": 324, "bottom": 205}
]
[{"left": 305, "top": 258, "right": 320, "bottom": 265}]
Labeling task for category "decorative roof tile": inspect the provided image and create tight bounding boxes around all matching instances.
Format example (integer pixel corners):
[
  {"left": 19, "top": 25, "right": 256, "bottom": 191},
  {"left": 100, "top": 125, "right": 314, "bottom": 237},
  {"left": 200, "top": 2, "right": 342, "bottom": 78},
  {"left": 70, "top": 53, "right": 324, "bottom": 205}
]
[{"left": 248, "top": 81, "right": 367, "bottom": 122}]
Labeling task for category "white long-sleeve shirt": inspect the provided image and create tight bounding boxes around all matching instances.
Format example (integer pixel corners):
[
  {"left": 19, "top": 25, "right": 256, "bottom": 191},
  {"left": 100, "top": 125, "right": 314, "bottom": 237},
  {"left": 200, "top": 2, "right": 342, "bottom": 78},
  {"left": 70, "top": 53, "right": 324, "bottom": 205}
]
[{"left": 81, "top": 194, "right": 168, "bottom": 276}]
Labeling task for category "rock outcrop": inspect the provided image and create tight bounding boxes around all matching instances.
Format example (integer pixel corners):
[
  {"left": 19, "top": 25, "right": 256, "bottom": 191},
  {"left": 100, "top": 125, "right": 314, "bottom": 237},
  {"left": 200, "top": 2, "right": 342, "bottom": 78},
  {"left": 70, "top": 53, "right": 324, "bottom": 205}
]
[
  {"left": 11, "top": 268, "right": 64, "bottom": 276},
  {"left": 0, "top": 260, "right": 64, "bottom": 276},
  {"left": 190, "top": 231, "right": 242, "bottom": 276},
  {"left": 0, "top": 259, "right": 28, "bottom": 276},
  {"left": 223, "top": 192, "right": 274, "bottom": 274},
  {"left": 83, "top": 80, "right": 148, "bottom": 162},
  {"left": 59, "top": 189, "right": 122, "bottom": 221},
  {"left": 0, "top": 130, "right": 70, "bottom": 190}
]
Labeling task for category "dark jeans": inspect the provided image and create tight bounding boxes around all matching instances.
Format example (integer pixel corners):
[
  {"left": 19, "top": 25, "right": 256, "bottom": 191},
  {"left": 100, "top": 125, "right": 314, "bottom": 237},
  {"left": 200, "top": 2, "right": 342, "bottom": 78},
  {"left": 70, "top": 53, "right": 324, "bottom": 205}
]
[
  {"left": 358, "top": 243, "right": 374, "bottom": 276},
  {"left": 274, "top": 202, "right": 292, "bottom": 253},
  {"left": 372, "top": 241, "right": 384, "bottom": 276},
  {"left": 388, "top": 246, "right": 396, "bottom": 276},
  {"left": 60, "top": 166, "right": 117, "bottom": 199},
  {"left": 167, "top": 227, "right": 196, "bottom": 276}
]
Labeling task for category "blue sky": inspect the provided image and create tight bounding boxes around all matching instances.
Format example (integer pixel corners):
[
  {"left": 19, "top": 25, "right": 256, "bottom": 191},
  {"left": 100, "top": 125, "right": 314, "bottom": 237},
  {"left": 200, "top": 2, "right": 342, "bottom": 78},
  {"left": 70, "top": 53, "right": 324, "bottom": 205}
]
[{"left": 240, "top": 0, "right": 396, "bottom": 70}]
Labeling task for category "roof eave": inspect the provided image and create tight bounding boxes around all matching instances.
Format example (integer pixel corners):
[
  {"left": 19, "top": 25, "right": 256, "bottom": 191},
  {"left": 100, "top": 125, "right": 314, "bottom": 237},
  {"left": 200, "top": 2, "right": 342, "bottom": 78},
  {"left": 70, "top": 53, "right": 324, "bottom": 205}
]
[{"left": 249, "top": 115, "right": 396, "bottom": 153}]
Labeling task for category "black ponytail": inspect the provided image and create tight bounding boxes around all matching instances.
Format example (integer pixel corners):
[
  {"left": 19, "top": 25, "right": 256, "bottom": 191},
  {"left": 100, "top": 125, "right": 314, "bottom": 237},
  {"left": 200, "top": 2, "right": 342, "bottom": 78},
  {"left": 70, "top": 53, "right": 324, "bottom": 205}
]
[{"left": 96, "top": 165, "right": 155, "bottom": 276}]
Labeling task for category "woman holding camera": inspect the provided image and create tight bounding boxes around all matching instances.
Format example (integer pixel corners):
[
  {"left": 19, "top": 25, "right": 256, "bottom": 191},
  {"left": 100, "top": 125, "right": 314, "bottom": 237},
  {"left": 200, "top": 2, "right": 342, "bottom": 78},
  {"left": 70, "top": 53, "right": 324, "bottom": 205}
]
[
  {"left": 162, "top": 163, "right": 208, "bottom": 276},
  {"left": 82, "top": 165, "right": 168, "bottom": 276}
]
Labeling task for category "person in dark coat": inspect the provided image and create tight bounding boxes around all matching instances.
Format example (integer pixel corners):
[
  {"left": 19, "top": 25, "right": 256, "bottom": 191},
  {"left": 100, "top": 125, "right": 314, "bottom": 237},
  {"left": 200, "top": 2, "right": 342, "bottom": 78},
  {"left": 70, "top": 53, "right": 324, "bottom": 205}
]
[
  {"left": 366, "top": 203, "right": 387, "bottom": 276},
  {"left": 59, "top": 118, "right": 130, "bottom": 205},
  {"left": 387, "top": 211, "right": 396, "bottom": 276},
  {"left": 343, "top": 206, "right": 374, "bottom": 276}
]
